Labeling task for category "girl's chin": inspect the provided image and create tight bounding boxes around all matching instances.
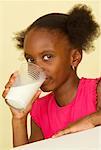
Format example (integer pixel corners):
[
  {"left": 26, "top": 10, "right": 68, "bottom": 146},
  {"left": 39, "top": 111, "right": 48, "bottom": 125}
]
[
  {"left": 40, "top": 86, "right": 52, "bottom": 92},
  {"left": 40, "top": 83, "right": 53, "bottom": 92},
  {"left": 40, "top": 79, "right": 55, "bottom": 92}
]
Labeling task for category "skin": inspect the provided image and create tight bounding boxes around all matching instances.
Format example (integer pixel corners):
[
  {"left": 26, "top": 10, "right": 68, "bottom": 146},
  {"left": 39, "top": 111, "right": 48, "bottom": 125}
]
[
  {"left": 2, "top": 28, "right": 101, "bottom": 147},
  {"left": 24, "top": 28, "right": 81, "bottom": 106}
]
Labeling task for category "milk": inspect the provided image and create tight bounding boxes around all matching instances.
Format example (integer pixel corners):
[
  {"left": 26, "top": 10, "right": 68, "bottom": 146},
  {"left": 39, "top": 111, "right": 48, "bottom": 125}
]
[
  {"left": 6, "top": 82, "right": 41, "bottom": 110},
  {"left": 6, "top": 62, "right": 46, "bottom": 109}
]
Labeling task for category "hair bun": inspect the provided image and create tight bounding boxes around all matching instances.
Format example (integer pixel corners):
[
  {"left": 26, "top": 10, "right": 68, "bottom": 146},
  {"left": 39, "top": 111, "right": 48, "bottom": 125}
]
[{"left": 66, "top": 4, "right": 100, "bottom": 52}]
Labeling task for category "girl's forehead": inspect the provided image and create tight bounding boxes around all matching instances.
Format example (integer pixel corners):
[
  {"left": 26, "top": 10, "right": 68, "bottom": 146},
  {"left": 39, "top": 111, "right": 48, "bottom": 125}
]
[
  {"left": 25, "top": 28, "right": 65, "bottom": 40},
  {"left": 24, "top": 28, "right": 71, "bottom": 50},
  {"left": 24, "top": 28, "right": 72, "bottom": 59}
]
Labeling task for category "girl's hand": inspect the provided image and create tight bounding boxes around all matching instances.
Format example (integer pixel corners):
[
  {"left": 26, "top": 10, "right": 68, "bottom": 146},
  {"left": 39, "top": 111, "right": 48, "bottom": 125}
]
[
  {"left": 2, "top": 72, "right": 41, "bottom": 119},
  {"left": 2, "top": 72, "right": 17, "bottom": 99},
  {"left": 52, "top": 117, "right": 95, "bottom": 138}
]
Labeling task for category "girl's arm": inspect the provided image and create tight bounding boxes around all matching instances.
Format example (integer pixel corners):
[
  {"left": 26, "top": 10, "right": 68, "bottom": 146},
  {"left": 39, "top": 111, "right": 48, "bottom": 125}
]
[
  {"left": 2, "top": 72, "right": 42, "bottom": 147},
  {"left": 88, "top": 79, "right": 101, "bottom": 126},
  {"left": 12, "top": 117, "right": 44, "bottom": 147},
  {"left": 12, "top": 117, "right": 28, "bottom": 147},
  {"left": 11, "top": 91, "right": 42, "bottom": 147}
]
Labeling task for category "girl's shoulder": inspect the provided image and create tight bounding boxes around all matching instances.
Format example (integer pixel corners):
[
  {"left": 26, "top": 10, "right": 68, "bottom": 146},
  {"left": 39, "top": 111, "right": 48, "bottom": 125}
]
[
  {"left": 81, "top": 77, "right": 101, "bottom": 82},
  {"left": 80, "top": 77, "right": 101, "bottom": 110},
  {"left": 78, "top": 77, "right": 101, "bottom": 98},
  {"left": 80, "top": 77, "right": 101, "bottom": 87},
  {"left": 96, "top": 78, "right": 101, "bottom": 110}
]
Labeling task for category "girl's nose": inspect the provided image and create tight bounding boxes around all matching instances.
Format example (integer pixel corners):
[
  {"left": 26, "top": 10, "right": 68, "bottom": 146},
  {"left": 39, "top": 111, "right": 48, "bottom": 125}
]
[{"left": 35, "top": 59, "right": 45, "bottom": 72}]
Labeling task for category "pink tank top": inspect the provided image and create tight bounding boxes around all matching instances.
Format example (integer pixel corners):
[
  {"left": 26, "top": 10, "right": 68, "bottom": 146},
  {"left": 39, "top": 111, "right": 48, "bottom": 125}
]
[{"left": 30, "top": 77, "right": 100, "bottom": 139}]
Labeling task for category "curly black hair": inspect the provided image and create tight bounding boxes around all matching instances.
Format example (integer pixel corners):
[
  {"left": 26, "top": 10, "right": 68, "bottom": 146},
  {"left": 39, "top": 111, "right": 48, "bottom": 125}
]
[{"left": 14, "top": 4, "right": 100, "bottom": 52}]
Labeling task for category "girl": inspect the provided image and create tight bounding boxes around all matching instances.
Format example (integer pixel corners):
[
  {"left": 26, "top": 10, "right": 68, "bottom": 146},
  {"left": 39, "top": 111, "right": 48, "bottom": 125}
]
[{"left": 2, "top": 4, "right": 101, "bottom": 147}]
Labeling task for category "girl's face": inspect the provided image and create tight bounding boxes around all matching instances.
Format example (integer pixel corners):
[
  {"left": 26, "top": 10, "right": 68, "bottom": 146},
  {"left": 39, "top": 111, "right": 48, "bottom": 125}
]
[{"left": 24, "top": 28, "right": 73, "bottom": 92}]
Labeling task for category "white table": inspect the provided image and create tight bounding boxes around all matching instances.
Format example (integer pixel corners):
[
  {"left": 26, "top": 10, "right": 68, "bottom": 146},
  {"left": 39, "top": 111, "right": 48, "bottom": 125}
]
[{"left": 10, "top": 126, "right": 101, "bottom": 150}]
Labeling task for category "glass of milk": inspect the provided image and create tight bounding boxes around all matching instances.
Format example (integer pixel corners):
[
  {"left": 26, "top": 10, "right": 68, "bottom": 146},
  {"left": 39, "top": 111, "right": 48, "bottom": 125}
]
[{"left": 5, "top": 62, "right": 46, "bottom": 110}]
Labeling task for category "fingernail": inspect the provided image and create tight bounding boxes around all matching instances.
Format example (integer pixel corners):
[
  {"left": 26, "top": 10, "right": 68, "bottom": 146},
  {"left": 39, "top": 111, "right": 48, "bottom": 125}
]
[
  {"left": 5, "top": 88, "right": 9, "bottom": 91},
  {"left": 13, "top": 71, "right": 19, "bottom": 76}
]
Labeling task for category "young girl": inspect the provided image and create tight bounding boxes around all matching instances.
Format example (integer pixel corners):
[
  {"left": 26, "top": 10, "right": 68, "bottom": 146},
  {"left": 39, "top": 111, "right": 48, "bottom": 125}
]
[{"left": 2, "top": 4, "right": 101, "bottom": 147}]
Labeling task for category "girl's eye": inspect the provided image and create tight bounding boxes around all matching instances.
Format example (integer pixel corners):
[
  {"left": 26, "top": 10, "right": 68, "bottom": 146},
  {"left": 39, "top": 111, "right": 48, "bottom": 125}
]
[
  {"left": 43, "top": 54, "right": 53, "bottom": 61},
  {"left": 26, "top": 58, "right": 34, "bottom": 63}
]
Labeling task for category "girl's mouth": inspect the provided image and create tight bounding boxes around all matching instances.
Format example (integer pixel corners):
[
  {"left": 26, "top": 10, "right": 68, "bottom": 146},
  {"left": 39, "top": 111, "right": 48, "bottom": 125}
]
[{"left": 44, "top": 76, "right": 51, "bottom": 83}]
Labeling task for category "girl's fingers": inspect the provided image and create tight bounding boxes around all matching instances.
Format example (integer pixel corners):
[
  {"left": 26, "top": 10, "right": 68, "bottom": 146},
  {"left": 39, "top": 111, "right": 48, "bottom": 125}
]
[
  {"left": 2, "top": 88, "right": 10, "bottom": 98},
  {"left": 52, "top": 132, "right": 63, "bottom": 138},
  {"left": 5, "top": 72, "right": 18, "bottom": 89},
  {"left": 5, "top": 81, "right": 14, "bottom": 89},
  {"left": 26, "top": 90, "right": 42, "bottom": 107},
  {"left": 52, "top": 128, "right": 71, "bottom": 138},
  {"left": 2, "top": 71, "right": 18, "bottom": 98},
  {"left": 24, "top": 90, "right": 42, "bottom": 113}
]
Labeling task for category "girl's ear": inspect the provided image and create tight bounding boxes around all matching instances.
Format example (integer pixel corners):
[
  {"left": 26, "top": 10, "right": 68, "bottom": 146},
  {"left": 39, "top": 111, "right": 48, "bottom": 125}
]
[{"left": 70, "top": 49, "right": 82, "bottom": 69}]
